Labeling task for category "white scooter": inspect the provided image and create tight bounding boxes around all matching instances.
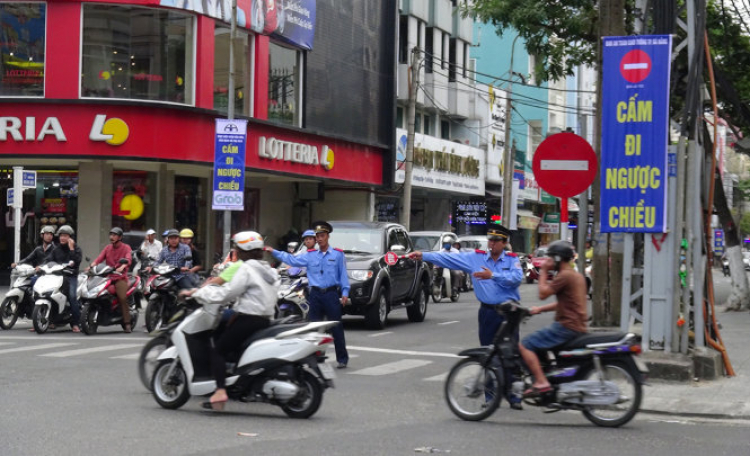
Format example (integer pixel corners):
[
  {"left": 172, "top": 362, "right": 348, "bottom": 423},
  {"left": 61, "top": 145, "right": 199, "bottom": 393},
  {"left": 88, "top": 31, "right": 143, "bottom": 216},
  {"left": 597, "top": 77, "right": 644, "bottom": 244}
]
[
  {"left": 151, "top": 301, "right": 338, "bottom": 418},
  {"left": 0, "top": 264, "right": 37, "bottom": 329},
  {"left": 32, "top": 262, "right": 76, "bottom": 333}
]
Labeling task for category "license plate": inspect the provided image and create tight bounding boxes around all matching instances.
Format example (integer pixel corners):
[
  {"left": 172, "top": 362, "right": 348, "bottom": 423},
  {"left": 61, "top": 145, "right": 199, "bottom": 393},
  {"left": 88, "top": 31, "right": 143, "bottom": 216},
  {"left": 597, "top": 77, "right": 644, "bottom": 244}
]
[
  {"left": 634, "top": 357, "right": 649, "bottom": 373},
  {"left": 318, "top": 362, "right": 336, "bottom": 380}
]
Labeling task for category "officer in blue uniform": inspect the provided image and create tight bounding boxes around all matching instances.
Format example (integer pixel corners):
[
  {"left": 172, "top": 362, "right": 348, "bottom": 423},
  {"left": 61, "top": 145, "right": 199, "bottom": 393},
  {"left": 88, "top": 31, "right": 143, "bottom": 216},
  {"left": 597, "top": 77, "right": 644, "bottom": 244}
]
[
  {"left": 409, "top": 225, "right": 523, "bottom": 408},
  {"left": 270, "top": 221, "right": 350, "bottom": 368}
]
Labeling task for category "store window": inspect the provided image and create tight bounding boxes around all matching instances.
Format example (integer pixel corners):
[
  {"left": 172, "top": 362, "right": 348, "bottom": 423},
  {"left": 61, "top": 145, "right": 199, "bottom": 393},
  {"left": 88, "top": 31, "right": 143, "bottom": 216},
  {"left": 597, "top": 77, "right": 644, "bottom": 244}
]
[
  {"left": 214, "top": 25, "right": 251, "bottom": 115},
  {"left": 112, "top": 171, "right": 155, "bottom": 243},
  {"left": 268, "top": 42, "right": 300, "bottom": 126},
  {"left": 0, "top": 3, "right": 45, "bottom": 96},
  {"left": 81, "top": 5, "right": 194, "bottom": 104}
]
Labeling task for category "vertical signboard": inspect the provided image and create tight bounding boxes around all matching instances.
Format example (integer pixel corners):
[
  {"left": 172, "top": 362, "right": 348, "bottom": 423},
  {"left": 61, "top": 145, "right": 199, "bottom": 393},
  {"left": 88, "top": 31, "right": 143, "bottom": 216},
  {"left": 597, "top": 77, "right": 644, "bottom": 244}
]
[
  {"left": 212, "top": 119, "right": 248, "bottom": 211},
  {"left": 600, "top": 35, "right": 672, "bottom": 232}
]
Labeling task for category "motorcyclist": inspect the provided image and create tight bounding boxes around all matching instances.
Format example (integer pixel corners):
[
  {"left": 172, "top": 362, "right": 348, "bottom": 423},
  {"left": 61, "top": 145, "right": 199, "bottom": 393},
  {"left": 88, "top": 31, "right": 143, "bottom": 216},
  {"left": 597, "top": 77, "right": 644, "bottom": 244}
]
[
  {"left": 140, "top": 229, "right": 162, "bottom": 262},
  {"left": 179, "top": 228, "right": 203, "bottom": 286},
  {"left": 181, "top": 231, "right": 279, "bottom": 411},
  {"left": 452, "top": 240, "right": 468, "bottom": 291},
  {"left": 12, "top": 225, "right": 56, "bottom": 270},
  {"left": 300, "top": 229, "right": 316, "bottom": 253},
  {"left": 147, "top": 229, "right": 194, "bottom": 289},
  {"left": 440, "top": 235, "right": 460, "bottom": 299},
  {"left": 87, "top": 227, "right": 133, "bottom": 333},
  {"left": 48, "top": 225, "right": 83, "bottom": 332},
  {"left": 519, "top": 241, "right": 588, "bottom": 397}
]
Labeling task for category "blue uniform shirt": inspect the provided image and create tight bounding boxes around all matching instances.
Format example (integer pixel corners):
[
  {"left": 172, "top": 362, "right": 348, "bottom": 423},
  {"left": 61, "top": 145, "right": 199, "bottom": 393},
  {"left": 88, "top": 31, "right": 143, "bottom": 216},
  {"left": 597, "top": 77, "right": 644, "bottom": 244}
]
[
  {"left": 423, "top": 250, "right": 522, "bottom": 305},
  {"left": 272, "top": 247, "right": 350, "bottom": 297}
]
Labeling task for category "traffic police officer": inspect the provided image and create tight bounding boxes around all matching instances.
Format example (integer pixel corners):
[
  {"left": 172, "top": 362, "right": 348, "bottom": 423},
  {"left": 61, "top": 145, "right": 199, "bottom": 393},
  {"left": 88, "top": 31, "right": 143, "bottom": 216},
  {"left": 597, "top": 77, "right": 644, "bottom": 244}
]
[
  {"left": 409, "top": 225, "right": 523, "bottom": 407},
  {"left": 270, "top": 221, "right": 350, "bottom": 368}
]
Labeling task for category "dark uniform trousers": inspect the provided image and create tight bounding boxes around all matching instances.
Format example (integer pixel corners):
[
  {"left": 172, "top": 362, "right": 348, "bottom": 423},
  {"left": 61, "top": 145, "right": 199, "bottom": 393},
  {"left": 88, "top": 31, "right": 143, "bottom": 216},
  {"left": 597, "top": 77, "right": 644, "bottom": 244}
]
[{"left": 308, "top": 288, "right": 349, "bottom": 365}]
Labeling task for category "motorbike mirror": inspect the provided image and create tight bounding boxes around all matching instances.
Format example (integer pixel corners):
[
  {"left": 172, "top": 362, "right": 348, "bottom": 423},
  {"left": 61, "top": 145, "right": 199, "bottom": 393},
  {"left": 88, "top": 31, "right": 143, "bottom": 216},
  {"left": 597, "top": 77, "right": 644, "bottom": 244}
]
[
  {"left": 288, "top": 267, "right": 302, "bottom": 277},
  {"left": 85, "top": 257, "right": 91, "bottom": 262},
  {"left": 118, "top": 258, "right": 129, "bottom": 264},
  {"left": 213, "top": 252, "right": 222, "bottom": 263}
]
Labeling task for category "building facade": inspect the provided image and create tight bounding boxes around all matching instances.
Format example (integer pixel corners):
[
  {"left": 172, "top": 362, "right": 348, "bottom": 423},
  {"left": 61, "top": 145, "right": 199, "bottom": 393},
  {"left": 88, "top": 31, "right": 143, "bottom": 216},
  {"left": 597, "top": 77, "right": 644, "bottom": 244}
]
[{"left": 0, "top": 1, "right": 396, "bottom": 267}]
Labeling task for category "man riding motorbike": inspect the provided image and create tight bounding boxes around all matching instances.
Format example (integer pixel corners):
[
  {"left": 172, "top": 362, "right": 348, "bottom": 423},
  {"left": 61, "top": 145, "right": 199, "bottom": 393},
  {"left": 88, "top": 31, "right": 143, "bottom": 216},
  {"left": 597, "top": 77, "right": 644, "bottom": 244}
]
[
  {"left": 146, "top": 229, "right": 194, "bottom": 289},
  {"left": 179, "top": 228, "right": 203, "bottom": 286},
  {"left": 47, "top": 225, "right": 83, "bottom": 332},
  {"left": 86, "top": 227, "right": 133, "bottom": 333},
  {"left": 440, "top": 235, "right": 460, "bottom": 299},
  {"left": 12, "top": 225, "right": 56, "bottom": 270},
  {"left": 181, "top": 231, "right": 280, "bottom": 411}
]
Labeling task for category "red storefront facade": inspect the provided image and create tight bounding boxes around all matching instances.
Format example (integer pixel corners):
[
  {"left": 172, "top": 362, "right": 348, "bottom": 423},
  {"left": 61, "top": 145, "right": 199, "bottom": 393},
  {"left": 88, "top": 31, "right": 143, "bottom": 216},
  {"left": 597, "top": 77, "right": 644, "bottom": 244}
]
[{"left": 0, "top": 1, "right": 391, "bottom": 265}]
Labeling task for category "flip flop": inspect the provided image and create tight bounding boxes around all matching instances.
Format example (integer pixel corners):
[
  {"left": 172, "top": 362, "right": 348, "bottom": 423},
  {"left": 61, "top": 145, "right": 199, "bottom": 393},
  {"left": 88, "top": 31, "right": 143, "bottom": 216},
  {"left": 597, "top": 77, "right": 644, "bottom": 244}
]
[
  {"left": 201, "top": 400, "right": 227, "bottom": 411},
  {"left": 522, "top": 385, "right": 552, "bottom": 398}
]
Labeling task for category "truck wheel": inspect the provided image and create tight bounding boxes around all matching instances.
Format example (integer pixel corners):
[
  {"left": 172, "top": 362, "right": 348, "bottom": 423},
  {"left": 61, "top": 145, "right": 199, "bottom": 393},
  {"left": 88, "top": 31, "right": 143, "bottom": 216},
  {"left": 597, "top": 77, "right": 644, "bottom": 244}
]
[
  {"left": 407, "top": 278, "right": 429, "bottom": 322},
  {"left": 365, "top": 286, "right": 388, "bottom": 330}
]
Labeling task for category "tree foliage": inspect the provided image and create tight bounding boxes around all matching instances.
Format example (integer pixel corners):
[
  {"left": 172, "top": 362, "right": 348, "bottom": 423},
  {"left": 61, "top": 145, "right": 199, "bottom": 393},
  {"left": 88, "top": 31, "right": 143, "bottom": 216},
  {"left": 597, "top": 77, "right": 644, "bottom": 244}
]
[
  {"left": 463, "top": 1, "right": 637, "bottom": 82},
  {"left": 740, "top": 212, "right": 750, "bottom": 236}
]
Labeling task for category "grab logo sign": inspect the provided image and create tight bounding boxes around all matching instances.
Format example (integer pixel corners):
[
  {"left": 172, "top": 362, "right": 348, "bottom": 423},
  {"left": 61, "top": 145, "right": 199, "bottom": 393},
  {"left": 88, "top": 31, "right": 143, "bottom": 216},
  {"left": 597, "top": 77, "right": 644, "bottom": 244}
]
[{"left": 89, "top": 114, "right": 129, "bottom": 146}]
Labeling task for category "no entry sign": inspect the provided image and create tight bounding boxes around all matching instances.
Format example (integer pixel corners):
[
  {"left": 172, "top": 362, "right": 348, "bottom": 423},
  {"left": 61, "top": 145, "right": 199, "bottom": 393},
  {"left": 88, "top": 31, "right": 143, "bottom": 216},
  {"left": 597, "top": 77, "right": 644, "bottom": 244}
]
[
  {"left": 620, "top": 49, "right": 652, "bottom": 83},
  {"left": 384, "top": 251, "right": 399, "bottom": 266},
  {"left": 532, "top": 132, "right": 597, "bottom": 199}
]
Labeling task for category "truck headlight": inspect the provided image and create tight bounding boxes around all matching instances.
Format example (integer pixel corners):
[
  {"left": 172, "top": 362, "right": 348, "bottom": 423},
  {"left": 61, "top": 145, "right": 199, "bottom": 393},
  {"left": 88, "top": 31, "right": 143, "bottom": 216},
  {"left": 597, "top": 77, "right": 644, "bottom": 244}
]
[{"left": 348, "top": 270, "right": 373, "bottom": 281}]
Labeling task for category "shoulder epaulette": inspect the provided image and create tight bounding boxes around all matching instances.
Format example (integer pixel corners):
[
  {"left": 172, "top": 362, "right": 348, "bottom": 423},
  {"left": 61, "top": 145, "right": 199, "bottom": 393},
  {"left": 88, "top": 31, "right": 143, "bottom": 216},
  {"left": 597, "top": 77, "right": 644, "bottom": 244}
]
[
  {"left": 334, "top": 247, "right": 344, "bottom": 252},
  {"left": 506, "top": 252, "right": 518, "bottom": 257},
  {"left": 475, "top": 249, "right": 486, "bottom": 254},
  {"left": 307, "top": 249, "right": 316, "bottom": 252}
]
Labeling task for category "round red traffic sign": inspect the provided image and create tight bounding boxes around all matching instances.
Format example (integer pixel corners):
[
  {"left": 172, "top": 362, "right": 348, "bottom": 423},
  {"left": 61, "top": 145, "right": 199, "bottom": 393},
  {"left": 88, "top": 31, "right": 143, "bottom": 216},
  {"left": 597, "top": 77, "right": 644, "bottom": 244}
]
[
  {"left": 384, "top": 251, "right": 399, "bottom": 266},
  {"left": 532, "top": 132, "right": 597, "bottom": 198},
  {"left": 620, "top": 49, "right": 652, "bottom": 83}
]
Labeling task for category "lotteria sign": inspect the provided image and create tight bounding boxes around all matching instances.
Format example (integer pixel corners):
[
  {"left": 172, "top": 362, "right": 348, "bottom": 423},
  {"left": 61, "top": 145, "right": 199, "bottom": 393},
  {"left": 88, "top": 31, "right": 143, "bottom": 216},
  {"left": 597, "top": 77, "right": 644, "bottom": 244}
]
[{"left": 0, "top": 104, "right": 383, "bottom": 186}]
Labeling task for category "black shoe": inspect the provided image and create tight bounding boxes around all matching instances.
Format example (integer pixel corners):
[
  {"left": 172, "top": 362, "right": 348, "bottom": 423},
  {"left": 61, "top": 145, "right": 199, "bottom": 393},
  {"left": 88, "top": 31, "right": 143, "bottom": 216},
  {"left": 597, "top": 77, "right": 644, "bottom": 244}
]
[
  {"left": 337, "top": 362, "right": 347, "bottom": 369},
  {"left": 510, "top": 402, "right": 523, "bottom": 410}
]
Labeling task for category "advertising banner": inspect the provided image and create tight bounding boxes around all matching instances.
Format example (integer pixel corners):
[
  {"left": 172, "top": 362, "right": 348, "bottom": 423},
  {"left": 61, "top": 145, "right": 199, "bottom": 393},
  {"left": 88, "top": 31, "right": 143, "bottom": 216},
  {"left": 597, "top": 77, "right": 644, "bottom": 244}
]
[
  {"left": 213, "top": 119, "right": 248, "bottom": 211},
  {"left": 714, "top": 229, "right": 724, "bottom": 255},
  {"left": 600, "top": 35, "right": 672, "bottom": 233}
]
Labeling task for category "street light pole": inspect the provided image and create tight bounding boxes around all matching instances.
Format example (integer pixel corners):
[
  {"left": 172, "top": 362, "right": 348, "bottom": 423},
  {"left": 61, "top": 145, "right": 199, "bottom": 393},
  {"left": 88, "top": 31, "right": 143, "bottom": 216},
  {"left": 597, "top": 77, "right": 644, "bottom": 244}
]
[
  {"left": 501, "top": 35, "right": 522, "bottom": 228},
  {"left": 223, "top": 0, "right": 238, "bottom": 254},
  {"left": 401, "top": 46, "right": 420, "bottom": 231}
]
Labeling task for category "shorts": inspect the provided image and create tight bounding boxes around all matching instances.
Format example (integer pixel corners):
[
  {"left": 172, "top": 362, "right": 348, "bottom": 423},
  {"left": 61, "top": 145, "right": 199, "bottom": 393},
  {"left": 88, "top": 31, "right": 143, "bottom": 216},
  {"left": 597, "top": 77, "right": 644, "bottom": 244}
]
[{"left": 522, "top": 322, "right": 582, "bottom": 352}]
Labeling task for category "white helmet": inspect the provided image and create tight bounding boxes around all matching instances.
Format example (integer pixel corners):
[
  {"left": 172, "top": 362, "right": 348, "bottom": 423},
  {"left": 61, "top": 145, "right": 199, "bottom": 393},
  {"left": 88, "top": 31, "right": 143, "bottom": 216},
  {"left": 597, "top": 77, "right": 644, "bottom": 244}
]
[{"left": 232, "top": 231, "right": 265, "bottom": 251}]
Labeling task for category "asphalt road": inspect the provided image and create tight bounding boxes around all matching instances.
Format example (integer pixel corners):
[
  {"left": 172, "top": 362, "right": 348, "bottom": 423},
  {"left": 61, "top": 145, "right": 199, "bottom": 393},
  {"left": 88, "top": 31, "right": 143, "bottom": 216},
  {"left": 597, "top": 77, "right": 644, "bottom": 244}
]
[{"left": 1, "top": 282, "right": 748, "bottom": 455}]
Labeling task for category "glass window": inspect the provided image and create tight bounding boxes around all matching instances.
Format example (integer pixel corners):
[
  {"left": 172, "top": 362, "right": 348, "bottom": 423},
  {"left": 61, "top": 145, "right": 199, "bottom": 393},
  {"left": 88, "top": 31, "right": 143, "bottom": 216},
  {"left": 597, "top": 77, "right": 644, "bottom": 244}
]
[
  {"left": 0, "top": 3, "right": 45, "bottom": 96},
  {"left": 214, "top": 25, "right": 251, "bottom": 115},
  {"left": 423, "top": 115, "right": 431, "bottom": 136},
  {"left": 440, "top": 120, "right": 450, "bottom": 140},
  {"left": 268, "top": 42, "right": 300, "bottom": 126},
  {"left": 81, "top": 5, "right": 194, "bottom": 104},
  {"left": 396, "top": 106, "right": 404, "bottom": 129},
  {"left": 425, "top": 27, "right": 433, "bottom": 73}
]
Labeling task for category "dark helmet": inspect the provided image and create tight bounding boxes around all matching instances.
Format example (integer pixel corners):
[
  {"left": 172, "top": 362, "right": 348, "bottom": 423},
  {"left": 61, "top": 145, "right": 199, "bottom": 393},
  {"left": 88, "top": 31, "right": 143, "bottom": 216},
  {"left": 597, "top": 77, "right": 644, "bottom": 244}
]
[
  {"left": 109, "top": 227, "right": 124, "bottom": 237},
  {"left": 165, "top": 229, "right": 180, "bottom": 238},
  {"left": 546, "top": 241, "right": 575, "bottom": 263}
]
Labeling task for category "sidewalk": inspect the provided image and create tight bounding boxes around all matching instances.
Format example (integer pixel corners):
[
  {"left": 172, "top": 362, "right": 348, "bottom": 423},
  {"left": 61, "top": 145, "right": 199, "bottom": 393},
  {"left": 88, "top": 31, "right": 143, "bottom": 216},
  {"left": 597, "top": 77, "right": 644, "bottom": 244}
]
[{"left": 641, "top": 304, "right": 750, "bottom": 419}]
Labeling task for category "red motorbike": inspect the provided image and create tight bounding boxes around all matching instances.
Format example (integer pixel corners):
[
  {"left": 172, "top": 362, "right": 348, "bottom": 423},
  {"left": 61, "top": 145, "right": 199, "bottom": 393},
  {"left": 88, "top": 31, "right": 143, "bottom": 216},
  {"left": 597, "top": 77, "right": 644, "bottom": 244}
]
[{"left": 79, "top": 261, "right": 141, "bottom": 335}]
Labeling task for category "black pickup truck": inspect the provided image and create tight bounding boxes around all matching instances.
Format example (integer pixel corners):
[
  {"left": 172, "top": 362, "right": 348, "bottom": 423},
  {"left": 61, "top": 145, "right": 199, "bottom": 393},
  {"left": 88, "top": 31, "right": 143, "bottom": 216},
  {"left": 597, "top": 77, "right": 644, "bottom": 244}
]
[{"left": 327, "top": 221, "right": 431, "bottom": 329}]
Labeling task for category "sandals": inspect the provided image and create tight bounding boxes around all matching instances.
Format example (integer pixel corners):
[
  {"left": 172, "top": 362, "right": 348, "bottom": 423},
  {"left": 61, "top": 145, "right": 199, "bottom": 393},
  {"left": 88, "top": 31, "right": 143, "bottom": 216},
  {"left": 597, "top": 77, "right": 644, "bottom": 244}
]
[
  {"left": 522, "top": 385, "right": 553, "bottom": 398},
  {"left": 71, "top": 326, "right": 81, "bottom": 333},
  {"left": 123, "top": 323, "right": 132, "bottom": 334},
  {"left": 201, "top": 400, "right": 227, "bottom": 411}
]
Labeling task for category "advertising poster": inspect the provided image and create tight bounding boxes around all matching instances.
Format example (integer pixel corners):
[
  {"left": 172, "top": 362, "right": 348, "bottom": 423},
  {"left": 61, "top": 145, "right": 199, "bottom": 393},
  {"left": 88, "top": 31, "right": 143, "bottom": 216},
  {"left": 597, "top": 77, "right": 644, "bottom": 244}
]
[
  {"left": 600, "top": 35, "right": 672, "bottom": 233},
  {"left": 212, "top": 118, "right": 248, "bottom": 211}
]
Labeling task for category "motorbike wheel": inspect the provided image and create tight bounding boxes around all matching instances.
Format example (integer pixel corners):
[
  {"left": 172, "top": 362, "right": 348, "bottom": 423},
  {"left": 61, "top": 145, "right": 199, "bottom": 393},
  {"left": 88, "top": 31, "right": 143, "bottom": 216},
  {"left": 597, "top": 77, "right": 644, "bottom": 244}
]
[
  {"left": 0, "top": 297, "right": 20, "bottom": 330},
  {"left": 444, "top": 358, "right": 502, "bottom": 421},
  {"left": 450, "top": 291, "right": 460, "bottom": 302},
  {"left": 152, "top": 360, "right": 190, "bottom": 410},
  {"left": 81, "top": 303, "right": 98, "bottom": 335},
  {"left": 124, "top": 300, "right": 140, "bottom": 332},
  {"left": 280, "top": 370, "right": 324, "bottom": 419},
  {"left": 581, "top": 360, "right": 642, "bottom": 428},
  {"left": 32, "top": 304, "right": 50, "bottom": 334},
  {"left": 145, "top": 297, "right": 163, "bottom": 333},
  {"left": 431, "top": 279, "right": 443, "bottom": 303},
  {"left": 138, "top": 335, "right": 171, "bottom": 392}
]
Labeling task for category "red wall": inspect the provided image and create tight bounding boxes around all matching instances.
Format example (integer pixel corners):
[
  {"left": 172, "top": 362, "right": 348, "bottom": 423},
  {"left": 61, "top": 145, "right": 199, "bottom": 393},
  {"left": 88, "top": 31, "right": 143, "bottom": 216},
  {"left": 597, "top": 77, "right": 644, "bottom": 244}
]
[{"left": 45, "top": 2, "right": 82, "bottom": 99}]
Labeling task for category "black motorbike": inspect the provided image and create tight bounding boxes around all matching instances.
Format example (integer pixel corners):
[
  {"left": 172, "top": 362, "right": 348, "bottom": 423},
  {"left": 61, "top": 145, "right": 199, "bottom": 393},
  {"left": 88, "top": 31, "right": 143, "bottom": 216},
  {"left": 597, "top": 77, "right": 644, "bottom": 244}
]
[
  {"left": 431, "top": 265, "right": 459, "bottom": 303},
  {"left": 143, "top": 264, "right": 182, "bottom": 333},
  {"left": 444, "top": 300, "right": 648, "bottom": 427}
]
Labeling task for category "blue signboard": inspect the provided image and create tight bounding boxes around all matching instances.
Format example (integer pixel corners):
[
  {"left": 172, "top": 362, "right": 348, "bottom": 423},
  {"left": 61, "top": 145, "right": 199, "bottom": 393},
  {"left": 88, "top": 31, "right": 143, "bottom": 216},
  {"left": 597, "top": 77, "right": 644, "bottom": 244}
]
[
  {"left": 600, "top": 35, "right": 672, "bottom": 233},
  {"left": 22, "top": 171, "right": 36, "bottom": 188},
  {"left": 212, "top": 119, "right": 248, "bottom": 211},
  {"left": 714, "top": 229, "right": 724, "bottom": 255}
]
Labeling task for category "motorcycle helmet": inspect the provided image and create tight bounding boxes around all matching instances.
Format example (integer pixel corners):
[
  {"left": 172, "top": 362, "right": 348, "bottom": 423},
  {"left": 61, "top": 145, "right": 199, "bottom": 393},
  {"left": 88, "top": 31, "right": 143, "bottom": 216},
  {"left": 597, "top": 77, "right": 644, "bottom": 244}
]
[
  {"left": 109, "top": 227, "right": 124, "bottom": 237},
  {"left": 287, "top": 241, "right": 299, "bottom": 252},
  {"left": 546, "top": 241, "right": 575, "bottom": 263},
  {"left": 179, "top": 228, "right": 194, "bottom": 239},
  {"left": 57, "top": 225, "right": 75, "bottom": 236},
  {"left": 165, "top": 229, "right": 180, "bottom": 238},
  {"left": 232, "top": 231, "right": 265, "bottom": 251},
  {"left": 40, "top": 225, "right": 56, "bottom": 235},
  {"left": 301, "top": 229, "right": 316, "bottom": 239}
]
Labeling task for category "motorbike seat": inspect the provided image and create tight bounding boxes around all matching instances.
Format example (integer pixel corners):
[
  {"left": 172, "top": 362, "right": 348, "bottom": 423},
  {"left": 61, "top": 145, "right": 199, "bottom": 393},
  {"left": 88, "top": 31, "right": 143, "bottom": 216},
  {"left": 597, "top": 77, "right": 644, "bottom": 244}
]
[
  {"left": 557, "top": 331, "right": 628, "bottom": 350},
  {"left": 238, "top": 323, "right": 310, "bottom": 353}
]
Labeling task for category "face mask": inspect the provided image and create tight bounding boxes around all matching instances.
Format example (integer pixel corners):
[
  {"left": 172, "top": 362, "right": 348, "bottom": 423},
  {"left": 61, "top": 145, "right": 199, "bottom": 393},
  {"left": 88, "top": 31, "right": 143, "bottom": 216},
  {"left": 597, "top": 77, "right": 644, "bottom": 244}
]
[{"left": 443, "top": 243, "right": 452, "bottom": 250}]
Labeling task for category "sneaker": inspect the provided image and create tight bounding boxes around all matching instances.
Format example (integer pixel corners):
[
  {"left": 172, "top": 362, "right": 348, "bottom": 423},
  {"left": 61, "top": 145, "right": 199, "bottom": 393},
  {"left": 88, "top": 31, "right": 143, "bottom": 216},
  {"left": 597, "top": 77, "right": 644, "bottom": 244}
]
[{"left": 337, "top": 362, "right": 347, "bottom": 369}]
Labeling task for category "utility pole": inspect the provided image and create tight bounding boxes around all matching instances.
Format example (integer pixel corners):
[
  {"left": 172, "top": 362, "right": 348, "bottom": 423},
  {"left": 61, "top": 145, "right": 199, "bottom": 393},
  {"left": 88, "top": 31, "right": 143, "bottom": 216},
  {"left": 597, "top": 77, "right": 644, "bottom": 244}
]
[
  {"left": 223, "top": 0, "right": 238, "bottom": 254},
  {"left": 400, "top": 46, "right": 420, "bottom": 231},
  {"left": 501, "top": 80, "right": 513, "bottom": 227}
]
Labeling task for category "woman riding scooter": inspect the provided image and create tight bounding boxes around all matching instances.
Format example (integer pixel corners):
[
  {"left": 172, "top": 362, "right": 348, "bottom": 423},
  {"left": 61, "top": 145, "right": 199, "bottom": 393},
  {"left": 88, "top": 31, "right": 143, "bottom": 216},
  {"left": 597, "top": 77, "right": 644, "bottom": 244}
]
[{"left": 181, "top": 231, "right": 280, "bottom": 411}]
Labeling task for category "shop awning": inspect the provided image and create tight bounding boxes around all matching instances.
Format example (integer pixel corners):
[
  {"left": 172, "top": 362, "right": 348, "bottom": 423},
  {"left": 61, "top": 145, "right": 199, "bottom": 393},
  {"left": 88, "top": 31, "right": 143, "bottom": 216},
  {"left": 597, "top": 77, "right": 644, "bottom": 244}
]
[{"left": 485, "top": 189, "right": 503, "bottom": 198}]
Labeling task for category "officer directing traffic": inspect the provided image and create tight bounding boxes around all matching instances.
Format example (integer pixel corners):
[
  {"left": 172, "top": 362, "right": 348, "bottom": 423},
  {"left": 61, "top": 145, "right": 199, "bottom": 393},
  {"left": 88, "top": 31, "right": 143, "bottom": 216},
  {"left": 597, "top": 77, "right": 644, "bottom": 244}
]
[
  {"left": 409, "top": 225, "right": 524, "bottom": 407},
  {"left": 270, "top": 221, "right": 350, "bottom": 368}
]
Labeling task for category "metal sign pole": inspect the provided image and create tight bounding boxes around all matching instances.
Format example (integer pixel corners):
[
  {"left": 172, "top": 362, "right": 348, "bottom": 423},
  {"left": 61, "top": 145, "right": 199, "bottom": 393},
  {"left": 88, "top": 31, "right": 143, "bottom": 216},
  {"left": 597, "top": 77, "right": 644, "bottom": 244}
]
[
  {"left": 223, "top": 0, "right": 238, "bottom": 254},
  {"left": 13, "top": 166, "right": 23, "bottom": 264}
]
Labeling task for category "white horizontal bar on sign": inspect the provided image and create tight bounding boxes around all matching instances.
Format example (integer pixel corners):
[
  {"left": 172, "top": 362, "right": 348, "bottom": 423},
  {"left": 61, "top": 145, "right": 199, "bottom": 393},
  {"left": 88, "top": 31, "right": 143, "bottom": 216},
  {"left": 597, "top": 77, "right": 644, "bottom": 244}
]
[
  {"left": 540, "top": 160, "right": 589, "bottom": 171},
  {"left": 623, "top": 63, "right": 649, "bottom": 70}
]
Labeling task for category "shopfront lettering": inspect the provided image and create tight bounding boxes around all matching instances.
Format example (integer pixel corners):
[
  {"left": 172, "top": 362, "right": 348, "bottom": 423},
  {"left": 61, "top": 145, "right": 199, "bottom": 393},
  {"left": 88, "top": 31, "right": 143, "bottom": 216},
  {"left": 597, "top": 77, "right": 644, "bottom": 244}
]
[
  {"left": 258, "top": 136, "right": 333, "bottom": 169},
  {"left": 0, "top": 116, "right": 67, "bottom": 142},
  {"left": 412, "top": 145, "right": 480, "bottom": 178}
]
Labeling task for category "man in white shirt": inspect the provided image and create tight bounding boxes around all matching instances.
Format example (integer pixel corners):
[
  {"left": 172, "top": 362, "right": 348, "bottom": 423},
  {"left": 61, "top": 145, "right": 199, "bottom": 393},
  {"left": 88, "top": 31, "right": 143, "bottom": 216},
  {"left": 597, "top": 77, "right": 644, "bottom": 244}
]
[{"left": 140, "top": 229, "right": 163, "bottom": 261}]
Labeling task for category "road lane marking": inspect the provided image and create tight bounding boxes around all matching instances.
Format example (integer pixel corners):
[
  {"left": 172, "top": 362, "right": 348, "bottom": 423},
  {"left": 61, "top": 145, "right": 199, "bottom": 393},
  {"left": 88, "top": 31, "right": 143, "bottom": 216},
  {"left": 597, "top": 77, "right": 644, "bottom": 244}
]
[
  {"left": 437, "top": 321, "right": 459, "bottom": 326},
  {"left": 0, "top": 343, "right": 76, "bottom": 355},
  {"left": 0, "top": 342, "right": 14, "bottom": 347},
  {"left": 368, "top": 331, "right": 393, "bottom": 338},
  {"left": 349, "top": 359, "right": 432, "bottom": 376},
  {"left": 111, "top": 353, "right": 140, "bottom": 360},
  {"left": 348, "top": 345, "right": 459, "bottom": 358},
  {"left": 0, "top": 335, "right": 151, "bottom": 342},
  {"left": 41, "top": 344, "right": 143, "bottom": 358},
  {"left": 423, "top": 373, "right": 448, "bottom": 382}
]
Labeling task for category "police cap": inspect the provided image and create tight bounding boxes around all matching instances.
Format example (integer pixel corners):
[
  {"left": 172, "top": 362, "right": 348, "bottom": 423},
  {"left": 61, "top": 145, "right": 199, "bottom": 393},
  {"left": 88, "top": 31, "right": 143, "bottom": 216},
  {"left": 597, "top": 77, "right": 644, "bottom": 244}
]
[
  {"left": 311, "top": 221, "right": 333, "bottom": 234},
  {"left": 487, "top": 225, "right": 511, "bottom": 241}
]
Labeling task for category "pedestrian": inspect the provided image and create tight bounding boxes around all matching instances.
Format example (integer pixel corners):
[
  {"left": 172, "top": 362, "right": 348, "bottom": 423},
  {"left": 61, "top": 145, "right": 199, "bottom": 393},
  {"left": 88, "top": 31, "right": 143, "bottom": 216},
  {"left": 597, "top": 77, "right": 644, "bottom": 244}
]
[
  {"left": 519, "top": 241, "right": 588, "bottom": 397},
  {"left": 269, "top": 221, "right": 350, "bottom": 368},
  {"left": 409, "top": 225, "right": 524, "bottom": 408}
]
